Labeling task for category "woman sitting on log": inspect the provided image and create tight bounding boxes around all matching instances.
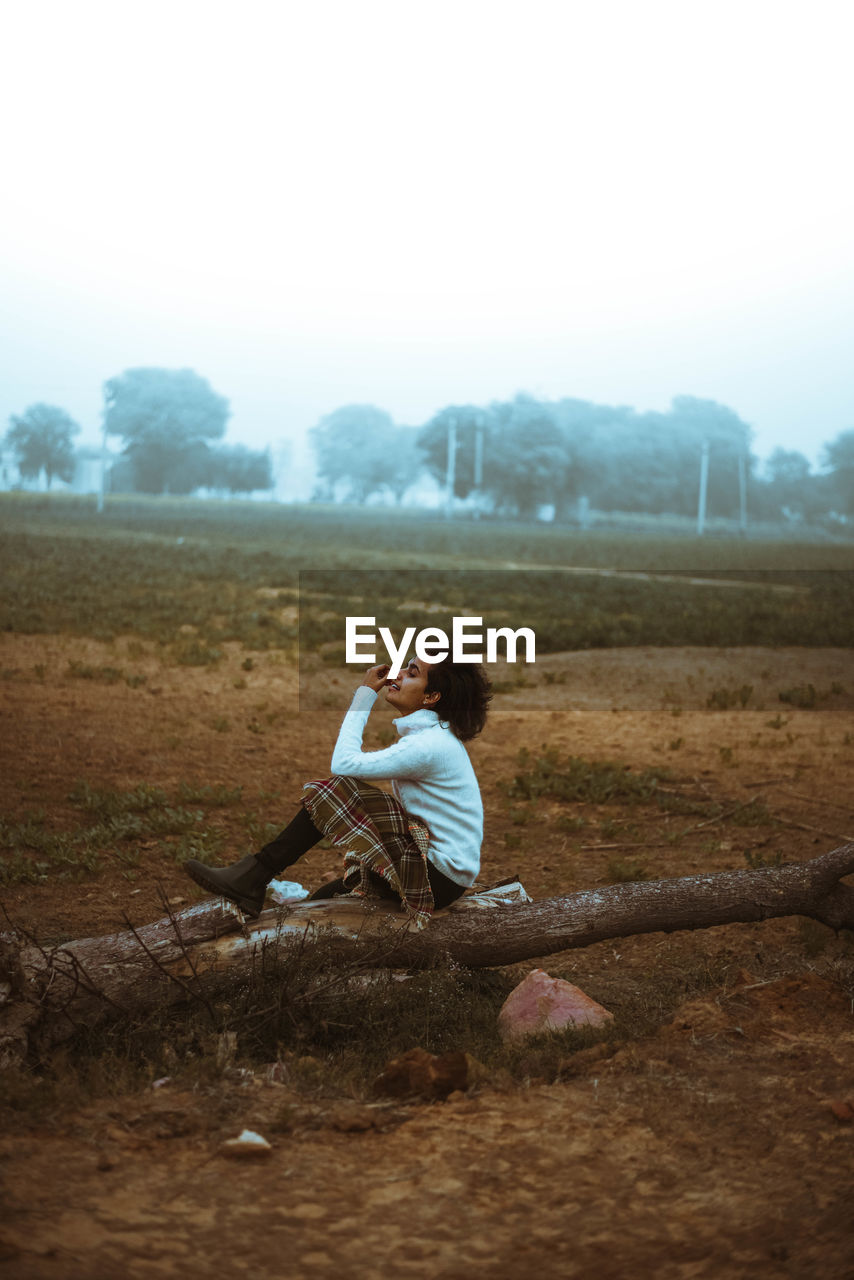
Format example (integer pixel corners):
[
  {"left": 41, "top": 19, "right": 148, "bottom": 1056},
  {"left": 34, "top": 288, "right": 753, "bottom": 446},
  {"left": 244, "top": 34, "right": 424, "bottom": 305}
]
[{"left": 183, "top": 657, "right": 492, "bottom": 928}]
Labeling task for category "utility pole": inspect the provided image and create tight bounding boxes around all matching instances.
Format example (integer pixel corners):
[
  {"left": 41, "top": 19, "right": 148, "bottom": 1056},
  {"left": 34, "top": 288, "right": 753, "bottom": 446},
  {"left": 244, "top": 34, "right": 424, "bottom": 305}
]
[
  {"left": 737, "top": 451, "right": 747, "bottom": 534},
  {"left": 97, "top": 419, "right": 107, "bottom": 514},
  {"left": 445, "top": 416, "right": 457, "bottom": 518},
  {"left": 473, "top": 415, "right": 484, "bottom": 518},
  {"left": 697, "top": 439, "right": 709, "bottom": 536}
]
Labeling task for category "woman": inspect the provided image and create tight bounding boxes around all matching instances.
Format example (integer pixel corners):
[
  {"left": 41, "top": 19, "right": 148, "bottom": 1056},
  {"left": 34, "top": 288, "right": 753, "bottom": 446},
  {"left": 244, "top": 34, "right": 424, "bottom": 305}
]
[{"left": 183, "top": 656, "right": 491, "bottom": 927}]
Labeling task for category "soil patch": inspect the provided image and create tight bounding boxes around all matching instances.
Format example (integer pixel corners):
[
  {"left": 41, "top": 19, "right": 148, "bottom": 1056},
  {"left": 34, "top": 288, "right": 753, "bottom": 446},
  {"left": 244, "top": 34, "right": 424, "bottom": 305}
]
[{"left": 2, "top": 637, "right": 853, "bottom": 1278}]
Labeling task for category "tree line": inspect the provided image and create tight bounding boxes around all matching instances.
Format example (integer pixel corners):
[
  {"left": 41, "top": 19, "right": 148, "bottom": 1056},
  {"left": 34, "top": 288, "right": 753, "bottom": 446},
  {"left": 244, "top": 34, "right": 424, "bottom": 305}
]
[
  {"left": 4, "top": 369, "right": 272, "bottom": 497},
  {"left": 4, "top": 366, "right": 854, "bottom": 523},
  {"left": 312, "top": 396, "right": 854, "bottom": 524}
]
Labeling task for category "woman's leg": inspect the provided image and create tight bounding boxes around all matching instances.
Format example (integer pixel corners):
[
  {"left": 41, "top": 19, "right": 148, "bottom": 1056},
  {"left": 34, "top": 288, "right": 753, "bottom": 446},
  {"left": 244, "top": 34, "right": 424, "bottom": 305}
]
[
  {"left": 255, "top": 806, "right": 323, "bottom": 874},
  {"left": 183, "top": 805, "right": 324, "bottom": 918},
  {"left": 309, "top": 863, "right": 466, "bottom": 910},
  {"left": 306, "top": 876, "right": 348, "bottom": 901},
  {"left": 426, "top": 861, "right": 467, "bottom": 909},
  {"left": 307, "top": 870, "right": 401, "bottom": 902}
]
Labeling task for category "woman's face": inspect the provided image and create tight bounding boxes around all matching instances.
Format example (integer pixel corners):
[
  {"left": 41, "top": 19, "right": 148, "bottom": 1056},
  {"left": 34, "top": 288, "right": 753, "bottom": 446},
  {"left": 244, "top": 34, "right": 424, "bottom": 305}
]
[{"left": 384, "top": 657, "right": 439, "bottom": 716}]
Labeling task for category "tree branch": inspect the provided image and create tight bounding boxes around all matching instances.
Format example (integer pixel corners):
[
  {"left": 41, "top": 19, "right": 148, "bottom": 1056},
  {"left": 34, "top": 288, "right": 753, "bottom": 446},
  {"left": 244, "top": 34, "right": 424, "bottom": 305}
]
[{"left": 2, "top": 844, "right": 852, "bottom": 1067}]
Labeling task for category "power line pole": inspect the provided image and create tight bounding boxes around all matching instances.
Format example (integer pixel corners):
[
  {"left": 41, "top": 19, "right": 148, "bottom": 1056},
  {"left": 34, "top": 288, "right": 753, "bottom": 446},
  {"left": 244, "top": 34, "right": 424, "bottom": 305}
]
[
  {"left": 97, "top": 419, "right": 107, "bottom": 514},
  {"left": 697, "top": 439, "right": 709, "bottom": 536},
  {"left": 737, "top": 451, "right": 748, "bottom": 534},
  {"left": 445, "top": 415, "right": 457, "bottom": 518},
  {"left": 473, "top": 415, "right": 484, "bottom": 518}
]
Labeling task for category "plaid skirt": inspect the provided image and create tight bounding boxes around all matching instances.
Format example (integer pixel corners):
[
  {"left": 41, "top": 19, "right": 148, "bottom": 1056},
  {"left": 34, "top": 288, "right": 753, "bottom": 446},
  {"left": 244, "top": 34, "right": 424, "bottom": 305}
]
[{"left": 301, "top": 776, "right": 434, "bottom": 929}]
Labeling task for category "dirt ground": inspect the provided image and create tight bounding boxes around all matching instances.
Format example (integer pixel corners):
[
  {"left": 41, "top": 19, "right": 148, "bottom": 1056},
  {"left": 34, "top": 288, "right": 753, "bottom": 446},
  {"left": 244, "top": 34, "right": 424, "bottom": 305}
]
[{"left": 1, "top": 635, "right": 853, "bottom": 1279}]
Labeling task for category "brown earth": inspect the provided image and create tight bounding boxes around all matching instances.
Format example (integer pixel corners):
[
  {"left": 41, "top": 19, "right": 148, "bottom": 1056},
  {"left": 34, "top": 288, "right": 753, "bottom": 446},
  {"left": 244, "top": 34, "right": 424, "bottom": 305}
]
[{"left": 1, "top": 635, "right": 854, "bottom": 1279}]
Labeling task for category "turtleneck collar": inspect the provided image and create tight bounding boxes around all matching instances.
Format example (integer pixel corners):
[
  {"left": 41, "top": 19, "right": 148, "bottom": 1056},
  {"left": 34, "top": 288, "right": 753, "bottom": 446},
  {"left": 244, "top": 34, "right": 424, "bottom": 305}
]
[{"left": 393, "top": 707, "right": 448, "bottom": 736}]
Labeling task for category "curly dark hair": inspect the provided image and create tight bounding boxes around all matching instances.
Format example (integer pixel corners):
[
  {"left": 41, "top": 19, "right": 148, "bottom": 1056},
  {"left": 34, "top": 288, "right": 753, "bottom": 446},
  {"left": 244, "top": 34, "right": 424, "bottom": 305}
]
[{"left": 425, "top": 661, "right": 492, "bottom": 741}]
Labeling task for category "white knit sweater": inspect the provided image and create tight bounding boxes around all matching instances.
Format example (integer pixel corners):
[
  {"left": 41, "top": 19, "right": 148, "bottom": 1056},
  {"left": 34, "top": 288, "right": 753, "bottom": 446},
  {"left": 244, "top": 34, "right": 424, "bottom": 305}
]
[{"left": 329, "top": 685, "right": 483, "bottom": 887}]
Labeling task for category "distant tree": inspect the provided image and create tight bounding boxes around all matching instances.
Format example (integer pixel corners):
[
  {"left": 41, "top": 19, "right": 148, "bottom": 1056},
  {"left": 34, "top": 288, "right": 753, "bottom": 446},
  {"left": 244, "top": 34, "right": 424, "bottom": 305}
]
[
  {"left": 416, "top": 405, "right": 487, "bottom": 500},
  {"left": 543, "top": 396, "right": 755, "bottom": 520},
  {"left": 484, "top": 395, "right": 567, "bottom": 517},
  {"left": 103, "top": 368, "right": 230, "bottom": 495},
  {"left": 5, "top": 403, "right": 80, "bottom": 489},
  {"left": 567, "top": 408, "right": 669, "bottom": 515},
  {"left": 759, "top": 449, "right": 815, "bottom": 520},
  {"left": 552, "top": 401, "right": 654, "bottom": 519},
  {"left": 207, "top": 444, "right": 273, "bottom": 496},
  {"left": 668, "top": 396, "right": 754, "bottom": 519},
  {"left": 309, "top": 405, "right": 421, "bottom": 503},
  {"left": 823, "top": 429, "right": 854, "bottom": 515},
  {"left": 384, "top": 427, "right": 424, "bottom": 502},
  {"left": 763, "top": 447, "right": 812, "bottom": 488}
]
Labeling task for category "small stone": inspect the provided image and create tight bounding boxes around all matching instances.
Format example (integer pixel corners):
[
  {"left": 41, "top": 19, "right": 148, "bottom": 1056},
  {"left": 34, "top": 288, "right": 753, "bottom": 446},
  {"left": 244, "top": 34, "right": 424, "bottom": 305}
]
[
  {"left": 497, "top": 968, "right": 614, "bottom": 1043},
  {"left": 829, "top": 1099, "right": 854, "bottom": 1123},
  {"left": 374, "top": 1047, "right": 472, "bottom": 1100},
  {"left": 220, "top": 1128, "right": 273, "bottom": 1158},
  {"left": 330, "top": 1106, "right": 377, "bottom": 1132},
  {"left": 290, "top": 1203, "right": 328, "bottom": 1220}
]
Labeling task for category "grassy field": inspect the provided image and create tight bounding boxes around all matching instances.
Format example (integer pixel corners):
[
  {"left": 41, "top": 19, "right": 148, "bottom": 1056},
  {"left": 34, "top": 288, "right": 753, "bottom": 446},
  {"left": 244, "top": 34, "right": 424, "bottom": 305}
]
[
  {"left": 3, "top": 494, "right": 854, "bottom": 1274},
  {"left": 2, "top": 492, "right": 853, "bottom": 657}
]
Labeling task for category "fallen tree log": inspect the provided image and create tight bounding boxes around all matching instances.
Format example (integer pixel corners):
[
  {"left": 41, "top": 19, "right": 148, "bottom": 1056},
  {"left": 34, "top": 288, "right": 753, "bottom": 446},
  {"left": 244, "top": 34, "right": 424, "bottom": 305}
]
[{"left": 2, "top": 843, "right": 853, "bottom": 1067}]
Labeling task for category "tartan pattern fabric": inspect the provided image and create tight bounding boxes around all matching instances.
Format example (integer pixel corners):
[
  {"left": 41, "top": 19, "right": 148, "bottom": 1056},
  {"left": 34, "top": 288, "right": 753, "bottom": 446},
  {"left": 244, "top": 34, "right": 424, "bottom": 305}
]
[{"left": 301, "top": 775, "right": 434, "bottom": 929}]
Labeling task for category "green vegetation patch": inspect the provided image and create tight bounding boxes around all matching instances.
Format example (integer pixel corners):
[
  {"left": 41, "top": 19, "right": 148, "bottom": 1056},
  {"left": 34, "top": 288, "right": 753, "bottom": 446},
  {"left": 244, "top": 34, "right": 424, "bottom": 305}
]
[
  {"left": 502, "top": 746, "right": 668, "bottom": 805},
  {"left": 1, "top": 494, "right": 853, "bottom": 653},
  {"left": 777, "top": 682, "right": 846, "bottom": 709},
  {"left": 0, "top": 780, "right": 247, "bottom": 886},
  {"left": 300, "top": 565, "right": 854, "bottom": 656}
]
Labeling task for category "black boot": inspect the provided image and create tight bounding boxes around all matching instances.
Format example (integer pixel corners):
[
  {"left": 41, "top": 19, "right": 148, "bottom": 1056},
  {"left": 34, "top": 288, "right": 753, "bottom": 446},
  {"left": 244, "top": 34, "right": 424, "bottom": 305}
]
[{"left": 183, "top": 853, "right": 271, "bottom": 918}]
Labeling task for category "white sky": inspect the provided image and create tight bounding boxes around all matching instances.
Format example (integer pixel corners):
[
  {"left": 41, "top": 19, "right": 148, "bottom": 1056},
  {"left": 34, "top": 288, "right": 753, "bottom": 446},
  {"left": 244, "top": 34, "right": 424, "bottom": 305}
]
[{"left": 2, "top": 0, "right": 852, "bottom": 466}]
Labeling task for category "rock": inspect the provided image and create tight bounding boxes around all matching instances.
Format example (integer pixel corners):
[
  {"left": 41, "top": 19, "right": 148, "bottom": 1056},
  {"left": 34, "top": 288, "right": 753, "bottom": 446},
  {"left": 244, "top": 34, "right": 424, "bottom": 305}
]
[
  {"left": 829, "top": 1099, "right": 854, "bottom": 1123},
  {"left": 497, "top": 968, "right": 614, "bottom": 1043},
  {"left": 219, "top": 1129, "right": 273, "bottom": 1158},
  {"left": 374, "top": 1047, "right": 477, "bottom": 1100},
  {"left": 329, "top": 1106, "right": 378, "bottom": 1132}
]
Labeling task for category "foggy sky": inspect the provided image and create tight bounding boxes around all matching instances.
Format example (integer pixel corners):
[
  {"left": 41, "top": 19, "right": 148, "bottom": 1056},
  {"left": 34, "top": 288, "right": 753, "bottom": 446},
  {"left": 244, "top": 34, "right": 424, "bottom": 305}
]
[{"left": 2, "top": 1, "right": 852, "bottom": 468}]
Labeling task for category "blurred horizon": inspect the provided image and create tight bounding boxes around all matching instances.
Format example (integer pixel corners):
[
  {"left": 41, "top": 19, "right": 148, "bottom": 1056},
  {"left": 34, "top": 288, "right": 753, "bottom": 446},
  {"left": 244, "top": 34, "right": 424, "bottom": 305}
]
[{"left": 2, "top": 1, "right": 852, "bottom": 468}]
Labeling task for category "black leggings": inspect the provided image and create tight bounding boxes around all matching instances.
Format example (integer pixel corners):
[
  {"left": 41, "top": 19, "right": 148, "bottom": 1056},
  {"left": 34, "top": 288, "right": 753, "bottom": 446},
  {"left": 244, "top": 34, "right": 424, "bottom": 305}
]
[
  {"left": 308, "top": 860, "right": 466, "bottom": 909},
  {"left": 256, "top": 805, "right": 467, "bottom": 910}
]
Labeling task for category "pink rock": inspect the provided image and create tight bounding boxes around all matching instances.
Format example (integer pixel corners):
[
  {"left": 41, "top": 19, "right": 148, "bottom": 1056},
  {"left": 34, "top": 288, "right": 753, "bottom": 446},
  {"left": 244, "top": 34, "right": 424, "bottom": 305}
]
[{"left": 498, "top": 968, "right": 614, "bottom": 1043}]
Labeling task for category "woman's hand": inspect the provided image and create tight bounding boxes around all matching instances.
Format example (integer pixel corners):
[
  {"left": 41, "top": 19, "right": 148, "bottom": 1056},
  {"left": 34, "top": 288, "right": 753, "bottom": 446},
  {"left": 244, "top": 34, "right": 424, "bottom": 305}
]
[{"left": 361, "top": 664, "right": 391, "bottom": 692}]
